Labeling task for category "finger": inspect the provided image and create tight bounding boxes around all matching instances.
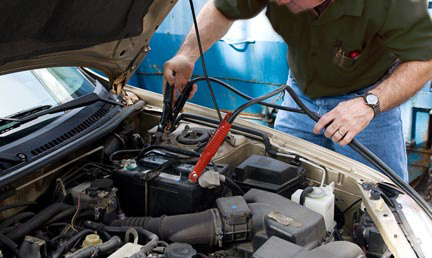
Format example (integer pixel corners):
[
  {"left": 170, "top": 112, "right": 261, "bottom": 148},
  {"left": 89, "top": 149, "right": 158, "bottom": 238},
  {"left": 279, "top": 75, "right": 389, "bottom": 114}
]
[
  {"left": 313, "top": 113, "right": 335, "bottom": 134},
  {"left": 163, "top": 63, "right": 176, "bottom": 86},
  {"left": 188, "top": 84, "right": 198, "bottom": 100},
  {"left": 339, "top": 131, "right": 356, "bottom": 146},
  {"left": 162, "top": 78, "right": 166, "bottom": 95},
  {"left": 324, "top": 121, "right": 342, "bottom": 138},
  {"left": 162, "top": 64, "right": 175, "bottom": 96},
  {"left": 331, "top": 130, "right": 346, "bottom": 143},
  {"left": 174, "top": 77, "right": 187, "bottom": 94}
]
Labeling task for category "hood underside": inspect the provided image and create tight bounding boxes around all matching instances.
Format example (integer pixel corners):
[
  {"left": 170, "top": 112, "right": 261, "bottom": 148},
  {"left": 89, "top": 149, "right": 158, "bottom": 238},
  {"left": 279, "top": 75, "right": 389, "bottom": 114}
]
[{"left": 0, "top": 0, "right": 176, "bottom": 85}]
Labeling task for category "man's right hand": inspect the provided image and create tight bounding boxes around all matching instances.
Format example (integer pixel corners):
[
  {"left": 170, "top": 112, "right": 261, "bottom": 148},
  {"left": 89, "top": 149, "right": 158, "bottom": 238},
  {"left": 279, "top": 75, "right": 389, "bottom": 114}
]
[
  {"left": 162, "top": 0, "right": 234, "bottom": 103},
  {"left": 163, "top": 55, "right": 197, "bottom": 101}
]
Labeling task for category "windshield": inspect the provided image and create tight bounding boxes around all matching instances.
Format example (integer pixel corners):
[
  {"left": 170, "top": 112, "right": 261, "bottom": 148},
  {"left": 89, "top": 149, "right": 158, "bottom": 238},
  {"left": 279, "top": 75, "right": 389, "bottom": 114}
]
[{"left": 0, "top": 67, "right": 95, "bottom": 118}]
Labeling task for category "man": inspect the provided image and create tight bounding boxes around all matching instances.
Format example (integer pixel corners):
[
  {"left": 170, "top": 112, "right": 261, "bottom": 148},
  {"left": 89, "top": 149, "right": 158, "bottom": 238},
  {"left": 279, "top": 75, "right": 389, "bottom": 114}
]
[{"left": 163, "top": 0, "right": 432, "bottom": 181}]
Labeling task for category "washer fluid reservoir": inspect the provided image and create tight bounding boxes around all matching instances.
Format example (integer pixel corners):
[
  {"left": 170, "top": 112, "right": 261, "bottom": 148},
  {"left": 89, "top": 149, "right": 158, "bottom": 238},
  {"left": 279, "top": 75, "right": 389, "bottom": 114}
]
[{"left": 291, "top": 182, "right": 336, "bottom": 231}]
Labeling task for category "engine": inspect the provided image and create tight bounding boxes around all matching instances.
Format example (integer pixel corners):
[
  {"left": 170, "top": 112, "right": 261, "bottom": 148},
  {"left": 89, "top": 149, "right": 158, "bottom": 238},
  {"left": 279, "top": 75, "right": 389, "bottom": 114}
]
[{"left": 0, "top": 115, "right": 387, "bottom": 258}]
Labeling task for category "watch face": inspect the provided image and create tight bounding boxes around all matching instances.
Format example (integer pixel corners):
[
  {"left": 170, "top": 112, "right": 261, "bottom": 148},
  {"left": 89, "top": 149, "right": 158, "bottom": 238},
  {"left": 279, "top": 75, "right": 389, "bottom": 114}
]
[{"left": 366, "top": 94, "right": 378, "bottom": 105}]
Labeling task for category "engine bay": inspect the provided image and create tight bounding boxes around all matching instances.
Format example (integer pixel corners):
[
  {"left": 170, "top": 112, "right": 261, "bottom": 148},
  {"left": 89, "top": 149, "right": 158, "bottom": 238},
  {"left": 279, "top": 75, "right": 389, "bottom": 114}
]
[{"left": 0, "top": 105, "right": 395, "bottom": 258}]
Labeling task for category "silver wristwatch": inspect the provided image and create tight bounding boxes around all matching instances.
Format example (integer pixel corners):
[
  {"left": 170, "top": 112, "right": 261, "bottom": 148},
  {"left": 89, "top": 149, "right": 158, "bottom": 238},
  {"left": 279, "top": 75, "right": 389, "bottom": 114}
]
[{"left": 363, "top": 93, "right": 380, "bottom": 117}]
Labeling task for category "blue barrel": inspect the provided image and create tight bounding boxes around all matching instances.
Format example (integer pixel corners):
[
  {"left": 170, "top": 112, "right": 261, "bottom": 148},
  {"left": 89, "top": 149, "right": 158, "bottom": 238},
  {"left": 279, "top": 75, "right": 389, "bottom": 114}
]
[{"left": 129, "top": 0, "right": 288, "bottom": 123}]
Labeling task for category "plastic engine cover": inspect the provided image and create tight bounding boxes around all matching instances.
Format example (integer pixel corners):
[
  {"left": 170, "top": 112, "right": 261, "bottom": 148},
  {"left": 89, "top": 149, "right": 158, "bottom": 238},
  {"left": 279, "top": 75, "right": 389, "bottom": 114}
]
[
  {"left": 253, "top": 236, "right": 364, "bottom": 258},
  {"left": 235, "top": 155, "right": 305, "bottom": 198},
  {"left": 244, "top": 189, "right": 326, "bottom": 249}
]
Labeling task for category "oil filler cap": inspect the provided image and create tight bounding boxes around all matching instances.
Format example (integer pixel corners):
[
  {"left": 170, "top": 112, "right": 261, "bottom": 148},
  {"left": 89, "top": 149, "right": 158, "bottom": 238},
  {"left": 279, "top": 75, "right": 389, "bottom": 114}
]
[{"left": 165, "top": 243, "right": 197, "bottom": 258}]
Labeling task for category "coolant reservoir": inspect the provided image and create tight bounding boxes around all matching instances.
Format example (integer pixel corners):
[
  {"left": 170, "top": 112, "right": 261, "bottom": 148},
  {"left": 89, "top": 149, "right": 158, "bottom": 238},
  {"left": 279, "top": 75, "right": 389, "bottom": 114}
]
[{"left": 291, "top": 182, "right": 336, "bottom": 231}]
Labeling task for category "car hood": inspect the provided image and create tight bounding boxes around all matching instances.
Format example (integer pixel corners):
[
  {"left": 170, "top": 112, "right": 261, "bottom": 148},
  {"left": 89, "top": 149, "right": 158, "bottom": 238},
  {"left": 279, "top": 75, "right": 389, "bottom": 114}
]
[{"left": 0, "top": 0, "right": 175, "bottom": 90}]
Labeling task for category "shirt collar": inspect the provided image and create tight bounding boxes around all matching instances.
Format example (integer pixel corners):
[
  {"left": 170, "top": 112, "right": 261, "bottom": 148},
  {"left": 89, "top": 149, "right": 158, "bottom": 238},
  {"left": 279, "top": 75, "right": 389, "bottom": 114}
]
[{"left": 312, "top": 0, "right": 365, "bottom": 26}]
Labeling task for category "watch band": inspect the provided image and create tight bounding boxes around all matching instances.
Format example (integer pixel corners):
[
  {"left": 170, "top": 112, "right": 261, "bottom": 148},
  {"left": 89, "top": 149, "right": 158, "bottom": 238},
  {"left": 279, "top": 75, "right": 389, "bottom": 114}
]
[
  {"left": 363, "top": 93, "right": 381, "bottom": 117},
  {"left": 371, "top": 102, "right": 380, "bottom": 117}
]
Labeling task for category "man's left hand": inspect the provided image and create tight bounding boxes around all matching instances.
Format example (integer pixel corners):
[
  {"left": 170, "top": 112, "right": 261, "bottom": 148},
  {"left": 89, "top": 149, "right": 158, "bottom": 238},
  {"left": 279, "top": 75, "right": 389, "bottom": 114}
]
[{"left": 313, "top": 97, "right": 374, "bottom": 146}]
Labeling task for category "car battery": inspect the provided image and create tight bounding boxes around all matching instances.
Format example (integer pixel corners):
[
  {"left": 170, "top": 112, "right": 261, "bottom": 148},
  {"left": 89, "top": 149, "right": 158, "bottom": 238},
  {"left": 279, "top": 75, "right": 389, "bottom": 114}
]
[
  {"left": 234, "top": 155, "right": 305, "bottom": 198},
  {"left": 112, "top": 152, "right": 229, "bottom": 217}
]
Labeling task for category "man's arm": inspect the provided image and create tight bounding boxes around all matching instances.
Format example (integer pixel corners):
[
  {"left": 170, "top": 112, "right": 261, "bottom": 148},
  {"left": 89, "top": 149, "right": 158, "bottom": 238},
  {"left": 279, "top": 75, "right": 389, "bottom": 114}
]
[
  {"left": 370, "top": 59, "right": 432, "bottom": 111},
  {"left": 313, "top": 58, "right": 432, "bottom": 146},
  {"left": 163, "top": 1, "right": 234, "bottom": 98}
]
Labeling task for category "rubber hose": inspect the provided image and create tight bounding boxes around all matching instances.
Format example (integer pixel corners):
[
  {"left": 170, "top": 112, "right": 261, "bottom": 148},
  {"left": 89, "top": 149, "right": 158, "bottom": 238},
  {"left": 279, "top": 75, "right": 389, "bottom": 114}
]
[
  {"left": 6, "top": 202, "right": 70, "bottom": 241},
  {"left": 110, "top": 209, "right": 219, "bottom": 246},
  {"left": 224, "top": 177, "right": 244, "bottom": 195},
  {"left": 0, "top": 233, "right": 19, "bottom": 257},
  {"left": 51, "top": 229, "right": 94, "bottom": 258},
  {"left": 0, "top": 212, "right": 35, "bottom": 228},
  {"left": 0, "top": 201, "right": 36, "bottom": 212},
  {"left": 300, "top": 186, "right": 314, "bottom": 205},
  {"left": 46, "top": 206, "right": 77, "bottom": 224},
  {"left": 66, "top": 236, "right": 122, "bottom": 258},
  {"left": 0, "top": 226, "right": 15, "bottom": 235},
  {"left": 84, "top": 221, "right": 159, "bottom": 253}
]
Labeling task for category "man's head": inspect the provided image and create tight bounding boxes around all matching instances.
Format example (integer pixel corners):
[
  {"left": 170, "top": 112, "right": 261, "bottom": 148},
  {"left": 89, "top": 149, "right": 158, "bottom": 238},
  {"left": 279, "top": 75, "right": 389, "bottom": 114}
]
[{"left": 276, "top": 0, "right": 328, "bottom": 13}]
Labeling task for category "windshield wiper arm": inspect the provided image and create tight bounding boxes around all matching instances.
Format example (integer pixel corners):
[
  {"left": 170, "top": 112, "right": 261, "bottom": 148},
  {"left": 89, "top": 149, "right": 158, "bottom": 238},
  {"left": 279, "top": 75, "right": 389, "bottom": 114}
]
[
  {"left": 0, "top": 118, "right": 19, "bottom": 122},
  {"left": 0, "top": 94, "right": 120, "bottom": 132},
  {"left": 16, "top": 93, "right": 120, "bottom": 125},
  {"left": 0, "top": 153, "right": 21, "bottom": 163},
  {"left": 0, "top": 105, "right": 52, "bottom": 124}
]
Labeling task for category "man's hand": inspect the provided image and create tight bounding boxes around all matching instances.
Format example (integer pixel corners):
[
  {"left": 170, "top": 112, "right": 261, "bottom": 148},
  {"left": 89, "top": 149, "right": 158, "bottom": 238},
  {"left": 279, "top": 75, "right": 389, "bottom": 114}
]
[
  {"left": 161, "top": 1, "right": 234, "bottom": 104},
  {"left": 163, "top": 55, "right": 197, "bottom": 101},
  {"left": 313, "top": 98, "right": 374, "bottom": 146}
]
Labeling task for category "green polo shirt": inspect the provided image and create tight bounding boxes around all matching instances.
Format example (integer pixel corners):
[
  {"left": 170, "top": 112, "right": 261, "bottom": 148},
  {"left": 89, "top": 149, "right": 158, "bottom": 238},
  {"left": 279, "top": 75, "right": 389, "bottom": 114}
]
[{"left": 214, "top": 0, "right": 432, "bottom": 98}]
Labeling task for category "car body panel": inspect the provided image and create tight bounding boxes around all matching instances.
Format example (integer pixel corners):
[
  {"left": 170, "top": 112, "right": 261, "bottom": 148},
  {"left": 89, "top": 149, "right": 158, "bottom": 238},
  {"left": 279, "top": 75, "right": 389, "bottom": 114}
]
[
  {"left": 125, "top": 85, "right": 432, "bottom": 258},
  {"left": 0, "top": 0, "right": 177, "bottom": 89}
]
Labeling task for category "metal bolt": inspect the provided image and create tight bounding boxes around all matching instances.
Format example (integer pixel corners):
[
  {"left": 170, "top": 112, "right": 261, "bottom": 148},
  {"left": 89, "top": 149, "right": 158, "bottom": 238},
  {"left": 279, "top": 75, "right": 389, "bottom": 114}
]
[
  {"left": 17, "top": 153, "right": 27, "bottom": 160},
  {"left": 192, "top": 173, "right": 198, "bottom": 178}
]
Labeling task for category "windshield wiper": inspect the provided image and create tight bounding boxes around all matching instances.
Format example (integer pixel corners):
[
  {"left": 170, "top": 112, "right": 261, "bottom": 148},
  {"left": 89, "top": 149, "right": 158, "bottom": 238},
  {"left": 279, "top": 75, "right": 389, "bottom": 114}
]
[
  {"left": 0, "top": 105, "right": 52, "bottom": 124},
  {"left": 0, "top": 93, "right": 120, "bottom": 131},
  {"left": 0, "top": 153, "right": 21, "bottom": 163}
]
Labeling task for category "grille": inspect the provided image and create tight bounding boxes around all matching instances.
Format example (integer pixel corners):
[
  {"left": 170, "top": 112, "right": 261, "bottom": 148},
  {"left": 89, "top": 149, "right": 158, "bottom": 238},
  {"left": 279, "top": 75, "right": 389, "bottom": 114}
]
[{"left": 30, "top": 103, "right": 114, "bottom": 156}]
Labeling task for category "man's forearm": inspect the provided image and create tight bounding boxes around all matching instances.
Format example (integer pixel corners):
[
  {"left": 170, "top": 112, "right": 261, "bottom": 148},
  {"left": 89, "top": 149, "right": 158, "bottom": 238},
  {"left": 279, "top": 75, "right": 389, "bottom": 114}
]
[
  {"left": 370, "top": 59, "right": 432, "bottom": 111},
  {"left": 178, "top": 0, "right": 234, "bottom": 62}
]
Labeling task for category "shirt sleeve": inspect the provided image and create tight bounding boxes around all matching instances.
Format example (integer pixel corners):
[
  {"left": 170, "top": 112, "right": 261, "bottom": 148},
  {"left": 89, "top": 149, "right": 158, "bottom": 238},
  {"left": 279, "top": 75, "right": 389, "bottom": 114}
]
[
  {"left": 378, "top": 0, "right": 432, "bottom": 61},
  {"left": 213, "top": 0, "right": 267, "bottom": 20}
]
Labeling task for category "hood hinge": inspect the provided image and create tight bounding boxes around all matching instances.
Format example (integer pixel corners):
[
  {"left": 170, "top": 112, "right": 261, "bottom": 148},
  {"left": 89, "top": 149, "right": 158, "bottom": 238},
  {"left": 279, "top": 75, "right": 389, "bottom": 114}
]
[{"left": 112, "top": 44, "right": 151, "bottom": 104}]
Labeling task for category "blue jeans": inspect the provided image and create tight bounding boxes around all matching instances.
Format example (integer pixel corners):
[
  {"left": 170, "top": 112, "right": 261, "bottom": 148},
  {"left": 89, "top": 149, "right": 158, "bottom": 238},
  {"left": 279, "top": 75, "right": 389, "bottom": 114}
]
[{"left": 274, "top": 74, "right": 409, "bottom": 182}]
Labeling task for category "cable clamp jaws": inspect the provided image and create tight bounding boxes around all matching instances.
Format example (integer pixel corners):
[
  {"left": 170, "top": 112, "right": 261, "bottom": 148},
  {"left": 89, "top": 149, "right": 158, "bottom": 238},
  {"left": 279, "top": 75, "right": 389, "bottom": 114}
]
[
  {"left": 158, "top": 82, "right": 194, "bottom": 134},
  {"left": 189, "top": 112, "right": 232, "bottom": 183}
]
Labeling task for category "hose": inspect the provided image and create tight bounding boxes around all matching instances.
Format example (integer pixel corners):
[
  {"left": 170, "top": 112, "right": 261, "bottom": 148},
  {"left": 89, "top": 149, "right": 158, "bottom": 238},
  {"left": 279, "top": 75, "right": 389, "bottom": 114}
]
[
  {"left": 0, "top": 233, "right": 19, "bottom": 257},
  {"left": 299, "top": 186, "right": 314, "bottom": 206},
  {"left": 6, "top": 202, "right": 70, "bottom": 241},
  {"left": 84, "top": 221, "right": 158, "bottom": 254},
  {"left": 46, "top": 206, "right": 77, "bottom": 224},
  {"left": 110, "top": 209, "right": 220, "bottom": 246},
  {"left": 65, "top": 236, "right": 122, "bottom": 258},
  {"left": 0, "top": 212, "right": 35, "bottom": 228},
  {"left": 0, "top": 201, "right": 36, "bottom": 213},
  {"left": 51, "top": 229, "right": 94, "bottom": 258},
  {"left": 224, "top": 176, "right": 245, "bottom": 195}
]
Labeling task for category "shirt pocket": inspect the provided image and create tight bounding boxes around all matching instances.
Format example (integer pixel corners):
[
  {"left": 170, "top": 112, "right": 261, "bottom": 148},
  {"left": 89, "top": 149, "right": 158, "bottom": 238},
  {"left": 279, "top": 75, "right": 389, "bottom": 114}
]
[{"left": 332, "top": 38, "right": 368, "bottom": 71}]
